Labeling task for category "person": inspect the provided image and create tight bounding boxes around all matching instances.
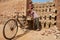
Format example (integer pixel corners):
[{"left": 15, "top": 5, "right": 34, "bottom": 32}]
[
  {"left": 30, "top": 9, "right": 40, "bottom": 31},
  {"left": 27, "top": 1, "right": 40, "bottom": 31}
]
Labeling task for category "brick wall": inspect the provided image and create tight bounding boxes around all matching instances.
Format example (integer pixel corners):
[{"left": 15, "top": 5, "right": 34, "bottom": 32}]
[
  {"left": 33, "top": 2, "right": 57, "bottom": 29},
  {"left": 54, "top": 0, "right": 60, "bottom": 30}
]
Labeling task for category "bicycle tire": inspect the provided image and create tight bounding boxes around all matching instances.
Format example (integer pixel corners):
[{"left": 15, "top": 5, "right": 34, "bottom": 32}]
[{"left": 3, "top": 19, "right": 18, "bottom": 39}]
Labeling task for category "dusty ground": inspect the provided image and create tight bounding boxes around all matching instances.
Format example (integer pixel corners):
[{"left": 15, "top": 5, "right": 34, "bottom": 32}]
[{"left": 0, "top": 24, "right": 60, "bottom": 40}]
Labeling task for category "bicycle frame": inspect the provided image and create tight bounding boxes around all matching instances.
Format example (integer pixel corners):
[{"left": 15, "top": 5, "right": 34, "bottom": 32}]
[{"left": 15, "top": 15, "right": 26, "bottom": 28}]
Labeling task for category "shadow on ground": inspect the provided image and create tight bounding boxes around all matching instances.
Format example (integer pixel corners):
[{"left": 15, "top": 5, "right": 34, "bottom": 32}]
[{"left": 13, "top": 30, "right": 30, "bottom": 40}]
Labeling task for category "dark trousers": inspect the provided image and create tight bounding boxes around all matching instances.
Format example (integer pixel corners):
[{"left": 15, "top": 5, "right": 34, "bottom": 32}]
[{"left": 33, "top": 18, "right": 39, "bottom": 30}]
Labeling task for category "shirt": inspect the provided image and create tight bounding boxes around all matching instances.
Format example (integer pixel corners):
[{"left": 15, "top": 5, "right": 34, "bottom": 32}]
[{"left": 31, "top": 11, "right": 39, "bottom": 19}]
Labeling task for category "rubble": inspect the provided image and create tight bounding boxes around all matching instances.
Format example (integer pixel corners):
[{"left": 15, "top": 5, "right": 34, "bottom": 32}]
[{"left": 40, "top": 26, "right": 60, "bottom": 39}]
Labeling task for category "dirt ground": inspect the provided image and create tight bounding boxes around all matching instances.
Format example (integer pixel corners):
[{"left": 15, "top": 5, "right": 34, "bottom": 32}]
[{"left": 0, "top": 24, "right": 60, "bottom": 40}]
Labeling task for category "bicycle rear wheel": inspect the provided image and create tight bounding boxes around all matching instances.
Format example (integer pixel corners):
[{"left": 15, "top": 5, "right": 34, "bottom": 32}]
[{"left": 3, "top": 19, "right": 18, "bottom": 39}]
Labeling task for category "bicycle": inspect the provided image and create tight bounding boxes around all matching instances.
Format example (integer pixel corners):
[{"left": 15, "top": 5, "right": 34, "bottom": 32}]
[{"left": 3, "top": 12, "right": 29, "bottom": 40}]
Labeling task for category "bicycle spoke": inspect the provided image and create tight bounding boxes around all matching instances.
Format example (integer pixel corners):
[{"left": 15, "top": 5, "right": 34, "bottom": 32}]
[{"left": 3, "top": 19, "right": 18, "bottom": 39}]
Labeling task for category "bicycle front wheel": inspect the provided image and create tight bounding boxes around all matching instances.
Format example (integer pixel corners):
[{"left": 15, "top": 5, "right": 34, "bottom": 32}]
[{"left": 3, "top": 19, "right": 18, "bottom": 39}]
